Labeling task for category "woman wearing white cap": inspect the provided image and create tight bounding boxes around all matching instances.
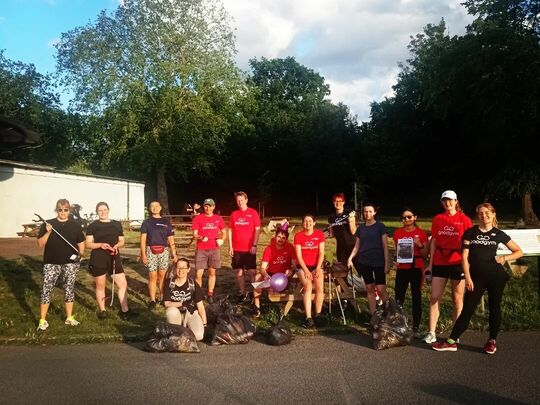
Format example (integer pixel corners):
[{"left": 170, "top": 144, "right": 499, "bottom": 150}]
[{"left": 423, "top": 190, "right": 472, "bottom": 344}]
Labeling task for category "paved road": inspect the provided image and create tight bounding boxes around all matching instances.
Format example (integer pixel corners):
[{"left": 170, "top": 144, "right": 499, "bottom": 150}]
[{"left": 1, "top": 331, "right": 539, "bottom": 404}]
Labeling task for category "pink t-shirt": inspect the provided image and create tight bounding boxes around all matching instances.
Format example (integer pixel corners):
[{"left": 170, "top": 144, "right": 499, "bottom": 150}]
[
  {"left": 294, "top": 229, "right": 325, "bottom": 267},
  {"left": 262, "top": 242, "right": 296, "bottom": 274},
  {"left": 431, "top": 211, "right": 472, "bottom": 265},
  {"left": 192, "top": 214, "right": 225, "bottom": 250},
  {"left": 229, "top": 207, "right": 261, "bottom": 252}
]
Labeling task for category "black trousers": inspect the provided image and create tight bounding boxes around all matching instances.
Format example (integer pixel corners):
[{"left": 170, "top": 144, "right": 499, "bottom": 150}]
[
  {"left": 450, "top": 266, "right": 509, "bottom": 341},
  {"left": 394, "top": 268, "right": 423, "bottom": 329}
]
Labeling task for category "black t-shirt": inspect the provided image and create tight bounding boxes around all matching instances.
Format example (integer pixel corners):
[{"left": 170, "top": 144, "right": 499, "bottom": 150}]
[
  {"left": 162, "top": 278, "right": 204, "bottom": 314},
  {"left": 86, "top": 220, "right": 124, "bottom": 265},
  {"left": 463, "top": 226, "right": 511, "bottom": 269},
  {"left": 328, "top": 210, "right": 356, "bottom": 246},
  {"left": 38, "top": 218, "right": 85, "bottom": 264}
]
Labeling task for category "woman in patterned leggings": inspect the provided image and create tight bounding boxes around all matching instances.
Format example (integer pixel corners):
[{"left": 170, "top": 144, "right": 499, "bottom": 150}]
[{"left": 36, "top": 199, "right": 85, "bottom": 331}]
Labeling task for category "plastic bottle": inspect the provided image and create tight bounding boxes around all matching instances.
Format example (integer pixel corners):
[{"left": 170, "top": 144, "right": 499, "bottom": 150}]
[{"left": 424, "top": 270, "right": 432, "bottom": 285}]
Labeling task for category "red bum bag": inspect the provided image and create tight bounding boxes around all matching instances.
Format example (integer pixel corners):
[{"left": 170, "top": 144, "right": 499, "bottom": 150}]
[{"left": 149, "top": 245, "right": 165, "bottom": 254}]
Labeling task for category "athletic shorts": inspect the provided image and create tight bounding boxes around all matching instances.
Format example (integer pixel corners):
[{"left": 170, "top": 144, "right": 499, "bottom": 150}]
[
  {"left": 146, "top": 247, "right": 169, "bottom": 272},
  {"left": 89, "top": 254, "right": 124, "bottom": 277},
  {"left": 356, "top": 262, "right": 386, "bottom": 285},
  {"left": 432, "top": 264, "right": 465, "bottom": 280},
  {"left": 195, "top": 249, "right": 221, "bottom": 270},
  {"left": 296, "top": 265, "right": 317, "bottom": 273},
  {"left": 232, "top": 251, "right": 256, "bottom": 270}
]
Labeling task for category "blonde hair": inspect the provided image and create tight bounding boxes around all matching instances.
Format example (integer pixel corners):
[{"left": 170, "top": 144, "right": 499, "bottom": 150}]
[{"left": 476, "top": 202, "right": 498, "bottom": 227}]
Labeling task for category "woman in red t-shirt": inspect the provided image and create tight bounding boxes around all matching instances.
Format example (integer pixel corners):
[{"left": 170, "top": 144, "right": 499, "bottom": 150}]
[
  {"left": 393, "top": 208, "right": 428, "bottom": 338},
  {"left": 294, "top": 214, "right": 325, "bottom": 329},
  {"left": 423, "top": 190, "right": 472, "bottom": 344}
]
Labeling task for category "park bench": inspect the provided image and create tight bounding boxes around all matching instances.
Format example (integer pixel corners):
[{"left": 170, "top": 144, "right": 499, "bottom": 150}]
[
  {"left": 267, "top": 263, "right": 364, "bottom": 323},
  {"left": 17, "top": 223, "right": 39, "bottom": 237}
]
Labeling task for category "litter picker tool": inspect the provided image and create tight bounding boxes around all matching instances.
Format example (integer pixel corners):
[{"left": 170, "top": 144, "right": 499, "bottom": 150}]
[{"left": 34, "top": 213, "right": 81, "bottom": 261}]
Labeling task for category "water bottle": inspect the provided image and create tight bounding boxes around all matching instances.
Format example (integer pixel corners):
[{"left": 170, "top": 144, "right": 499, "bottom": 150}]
[{"left": 425, "top": 270, "right": 432, "bottom": 285}]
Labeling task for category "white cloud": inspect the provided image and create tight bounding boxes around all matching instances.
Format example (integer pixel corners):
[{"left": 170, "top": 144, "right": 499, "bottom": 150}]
[{"left": 222, "top": 0, "right": 474, "bottom": 121}]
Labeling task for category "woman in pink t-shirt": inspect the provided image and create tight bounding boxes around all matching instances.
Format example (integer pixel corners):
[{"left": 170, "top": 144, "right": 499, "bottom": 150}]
[{"left": 294, "top": 214, "right": 325, "bottom": 329}]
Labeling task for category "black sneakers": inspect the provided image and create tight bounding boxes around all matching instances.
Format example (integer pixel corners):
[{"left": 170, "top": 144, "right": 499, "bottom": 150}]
[
  {"left": 97, "top": 310, "right": 107, "bottom": 320},
  {"left": 148, "top": 300, "right": 157, "bottom": 310},
  {"left": 303, "top": 318, "right": 315, "bottom": 329}
]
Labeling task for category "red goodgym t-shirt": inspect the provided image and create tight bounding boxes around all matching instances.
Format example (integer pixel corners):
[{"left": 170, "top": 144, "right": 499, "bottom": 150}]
[
  {"left": 294, "top": 229, "right": 325, "bottom": 267},
  {"left": 393, "top": 227, "right": 428, "bottom": 269},
  {"left": 431, "top": 211, "right": 472, "bottom": 265},
  {"left": 262, "top": 242, "right": 296, "bottom": 274},
  {"left": 229, "top": 207, "right": 261, "bottom": 252},
  {"left": 192, "top": 214, "right": 225, "bottom": 250}
]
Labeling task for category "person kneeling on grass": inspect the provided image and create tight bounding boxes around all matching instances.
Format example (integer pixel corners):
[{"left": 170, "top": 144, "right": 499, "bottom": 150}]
[
  {"left": 432, "top": 203, "right": 523, "bottom": 355},
  {"left": 163, "top": 258, "right": 208, "bottom": 341},
  {"left": 253, "top": 222, "right": 297, "bottom": 317}
]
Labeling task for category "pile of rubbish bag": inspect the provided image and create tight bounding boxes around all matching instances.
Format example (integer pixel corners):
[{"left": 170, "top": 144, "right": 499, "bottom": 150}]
[
  {"left": 371, "top": 295, "right": 413, "bottom": 350},
  {"left": 206, "top": 296, "right": 256, "bottom": 346},
  {"left": 145, "top": 322, "right": 200, "bottom": 353}
]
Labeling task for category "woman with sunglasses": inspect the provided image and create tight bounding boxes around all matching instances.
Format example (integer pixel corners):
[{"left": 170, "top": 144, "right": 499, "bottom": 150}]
[
  {"left": 347, "top": 203, "right": 390, "bottom": 314},
  {"left": 393, "top": 209, "right": 428, "bottom": 338},
  {"left": 423, "top": 190, "right": 472, "bottom": 344},
  {"left": 36, "top": 199, "right": 85, "bottom": 331},
  {"left": 433, "top": 203, "right": 522, "bottom": 354},
  {"left": 86, "top": 202, "right": 132, "bottom": 320},
  {"left": 163, "top": 258, "right": 207, "bottom": 341}
]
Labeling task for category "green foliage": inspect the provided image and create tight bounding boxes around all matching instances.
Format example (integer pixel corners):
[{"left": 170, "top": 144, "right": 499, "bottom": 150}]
[
  {"left": 0, "top": 51, "right": 84, "bottom": 168},
  {"left": 55, "top": 0, "right": 248, "bottom": 206}
]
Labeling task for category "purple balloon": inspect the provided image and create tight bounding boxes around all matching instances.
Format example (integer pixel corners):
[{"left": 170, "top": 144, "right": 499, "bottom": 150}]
[{"left": 270, "top": 273, "right": 288, "bottom": 292}]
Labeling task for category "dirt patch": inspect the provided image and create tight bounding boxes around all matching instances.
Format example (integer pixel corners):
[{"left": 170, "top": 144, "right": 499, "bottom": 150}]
[{"left": 0, "top": 238, "right": 43, "bottom": 259}]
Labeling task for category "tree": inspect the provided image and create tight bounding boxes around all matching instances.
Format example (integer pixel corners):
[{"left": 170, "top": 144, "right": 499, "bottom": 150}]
[
  {"left": 0, "top": 51, "right": 82, "bottom": 167},
  {"left": 55, "top": 0, "right": 246, "bottom": 212}
]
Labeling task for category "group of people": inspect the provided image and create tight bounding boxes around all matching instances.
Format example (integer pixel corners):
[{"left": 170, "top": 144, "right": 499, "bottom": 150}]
[
  {"left": 36, "top": 189, "right": 523, "bottom": 354},
  {"left": 329, "top": 190, "right": 523, "bottom": 354}
]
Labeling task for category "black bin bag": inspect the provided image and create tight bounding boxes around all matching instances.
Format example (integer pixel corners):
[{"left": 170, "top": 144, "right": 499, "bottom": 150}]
[
  {"left": 145, "top": 322, "right": 200, "bottom": 353},
  {"left": 371, "top": 297, "right": 413, "bottom": 350},
  {"left": 266, "top": 320, "right": 292, "bottom": 346}
]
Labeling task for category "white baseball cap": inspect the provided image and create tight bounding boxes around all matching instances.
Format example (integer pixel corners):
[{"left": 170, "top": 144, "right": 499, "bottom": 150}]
[{"left": 440, "top": 190, "right": 457, "bottom": 200}]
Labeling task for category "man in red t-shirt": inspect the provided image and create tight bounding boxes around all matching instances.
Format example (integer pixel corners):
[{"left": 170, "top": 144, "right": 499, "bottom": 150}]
[
  {"left": 253, "top": 224, "right": 296, "bottom": 315},
  {"left": 228, "top": 191, "right": 261, "bottom": 303},
  {"left": 192, "top": 198, "right": 226, "bottom": 303}
]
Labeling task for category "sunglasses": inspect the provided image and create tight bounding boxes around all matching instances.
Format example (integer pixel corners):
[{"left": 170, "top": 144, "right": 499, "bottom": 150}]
[
  {"left": 401, "top": 215, "right": 414, "bottom": 220},
  {"left": 57, "top": 208, "right": 70, "bottom": 212}
]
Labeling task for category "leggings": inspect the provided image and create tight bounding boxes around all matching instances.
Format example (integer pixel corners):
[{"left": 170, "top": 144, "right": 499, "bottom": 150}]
[
  {"left": 450, "top": 267, "right": 509, "bottom": 341},
  {"left": 41, "top": 263, "right": 80, "bottom": 304},
  {"left": 394, "top": 268, "right": 422, "bottom": 329},
  {"left": 166, "top": 307, "right": 205, "bottom": 341}
]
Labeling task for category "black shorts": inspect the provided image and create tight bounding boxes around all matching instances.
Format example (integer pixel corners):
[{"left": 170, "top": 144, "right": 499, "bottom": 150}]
[
  {"left": 432, "top": 264, "right": 464, "bottom": 280},
  {"left": 88, "top": 254, "right": 124, "bottom": 277},
  {"left": 232, "top": 251, "right": 256, "bottom": 270},
  {"left": 356, "top": 262, "right": 385, "bottom": 285}
]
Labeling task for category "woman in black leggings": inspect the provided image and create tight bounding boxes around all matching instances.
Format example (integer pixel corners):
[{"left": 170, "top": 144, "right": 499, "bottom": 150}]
[
  {"left": 393, "top": 208, "right": 428, "bottom": 338},
  {"left": 432, "top": 203, "right": 522, "bottom": 354}
]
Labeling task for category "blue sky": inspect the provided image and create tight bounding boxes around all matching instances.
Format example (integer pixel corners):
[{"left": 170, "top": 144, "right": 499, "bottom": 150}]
[
  {"left": 0, "top": 0, "right": 119, "bottom": 75},
  {"left": 0, "top": 0, "right": 474, "bottom": 121}
]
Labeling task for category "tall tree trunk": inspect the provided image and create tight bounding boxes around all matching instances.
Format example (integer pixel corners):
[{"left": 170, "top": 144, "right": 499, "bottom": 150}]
[
  {"left": 156, "top": 165, "right": 170, "bottom": 215},
  {"left": 522, "top": 192, "right": 539, "bottom": 225}
]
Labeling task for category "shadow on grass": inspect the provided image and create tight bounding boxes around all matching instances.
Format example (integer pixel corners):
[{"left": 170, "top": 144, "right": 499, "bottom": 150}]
[{"left": 0, "top": 255, "right": 42, "bottom": 324}]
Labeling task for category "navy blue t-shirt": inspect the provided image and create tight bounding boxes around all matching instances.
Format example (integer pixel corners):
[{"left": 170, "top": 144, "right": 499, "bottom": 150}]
[
  {"left": 355, "top": 221, "right": 387, "bottom": 267},
  {"left": 141, "top": 217, "right": 173, "bottom": 246}
]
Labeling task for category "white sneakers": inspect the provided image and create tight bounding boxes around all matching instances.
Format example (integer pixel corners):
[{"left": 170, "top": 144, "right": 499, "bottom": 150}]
[
  {"left": 36, "top": 319, "right": 49, "bottom": 331},
  {"left": 423, "top": 331, "right": 437, "bottom": 344},
  {"left": 64, "top": 316, "right": 80, "bottom": 326}
]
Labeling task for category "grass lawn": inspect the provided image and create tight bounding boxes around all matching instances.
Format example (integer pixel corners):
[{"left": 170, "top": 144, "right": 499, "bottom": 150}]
[{"left": 0, "top": 217, "right": 538, "bottom": 345}]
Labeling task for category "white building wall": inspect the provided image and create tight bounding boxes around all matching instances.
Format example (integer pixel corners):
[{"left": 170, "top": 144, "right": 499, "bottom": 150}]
[{"left": 0, "top": 165, "right": 145, "bottom": 237}]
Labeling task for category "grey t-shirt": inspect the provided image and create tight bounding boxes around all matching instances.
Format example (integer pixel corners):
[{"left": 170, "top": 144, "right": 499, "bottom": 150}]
[{"left": 355, "top": 221, "right": 387, "bottom": 267}]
